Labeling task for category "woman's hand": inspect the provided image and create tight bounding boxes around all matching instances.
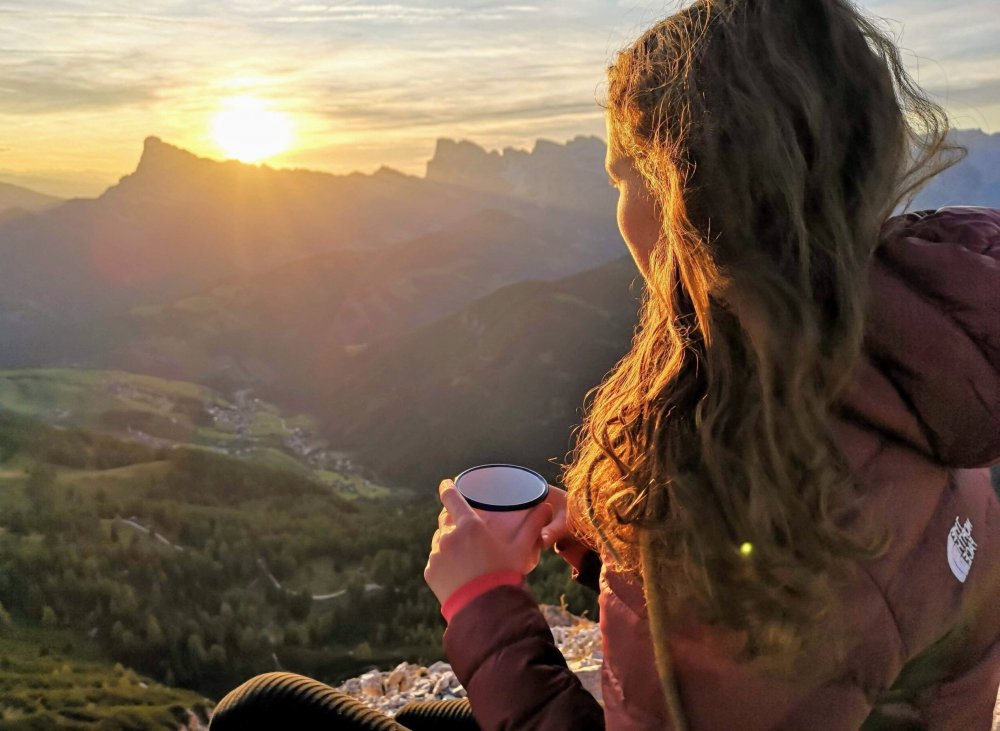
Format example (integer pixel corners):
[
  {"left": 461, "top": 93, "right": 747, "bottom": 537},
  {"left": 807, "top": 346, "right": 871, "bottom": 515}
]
[
  {"left": 540, "top": 484, "right": 569, "bottom": 550},
  {"left": 423, "top": 479, "right": 552, "bottom": 606}
]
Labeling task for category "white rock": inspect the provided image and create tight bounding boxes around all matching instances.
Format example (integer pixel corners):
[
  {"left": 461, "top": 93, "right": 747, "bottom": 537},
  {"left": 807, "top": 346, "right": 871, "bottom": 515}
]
[
  {"left": 398, "top": 672, "right": 414, "bottom": 693},
  {"left": 432, "top": 671, "right": 458, "bottom": 695},
  {"left": 334, "top": 604, "right": 603, "bottom": 716},
  {"left": 340, "top": 678, "right": 362, "bottom": 695},
  {"left": 384, "top": 662, "right": 410, "bottom": 693},
  {"left": 360, "top": 670, "right": 383, "bottom": 697}
]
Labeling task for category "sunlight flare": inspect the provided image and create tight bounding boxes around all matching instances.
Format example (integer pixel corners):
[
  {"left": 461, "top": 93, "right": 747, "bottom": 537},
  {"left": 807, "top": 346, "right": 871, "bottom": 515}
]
[{"left": 211, "top": 96, "right": 294, "bottom": 163}]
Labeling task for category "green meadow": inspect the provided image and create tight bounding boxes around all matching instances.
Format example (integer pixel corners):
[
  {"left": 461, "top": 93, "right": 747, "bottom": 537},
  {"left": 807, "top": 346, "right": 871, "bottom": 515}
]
[
  {"left": 0, "top": 623, "right": 211, "bottom": 730},
  {"left": 0, "top": 368, "right": 389, "bottom": 499}
]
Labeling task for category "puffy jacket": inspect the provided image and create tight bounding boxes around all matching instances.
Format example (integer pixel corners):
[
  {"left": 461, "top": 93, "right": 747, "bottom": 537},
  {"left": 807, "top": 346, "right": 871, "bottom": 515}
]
[{"left": 442, "top": 206, "right": 1000, "bottom": 730}]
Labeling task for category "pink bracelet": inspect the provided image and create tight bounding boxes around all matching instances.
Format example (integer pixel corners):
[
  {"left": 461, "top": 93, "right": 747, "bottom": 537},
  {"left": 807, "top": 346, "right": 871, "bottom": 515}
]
[{"left": 440, "top": 570, "right": 524, "bottom": 623}]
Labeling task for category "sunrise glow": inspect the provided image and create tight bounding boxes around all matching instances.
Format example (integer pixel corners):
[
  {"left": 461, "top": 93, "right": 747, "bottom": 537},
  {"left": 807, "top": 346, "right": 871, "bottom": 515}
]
[{"left": 211, "top": 96, "right": 294, "bottom": 163}]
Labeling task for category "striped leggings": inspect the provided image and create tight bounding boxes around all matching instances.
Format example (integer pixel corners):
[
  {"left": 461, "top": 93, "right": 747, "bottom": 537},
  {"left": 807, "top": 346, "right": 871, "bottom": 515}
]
[{"left": 210, "top": 672, "right": 479, "bottom": 730}]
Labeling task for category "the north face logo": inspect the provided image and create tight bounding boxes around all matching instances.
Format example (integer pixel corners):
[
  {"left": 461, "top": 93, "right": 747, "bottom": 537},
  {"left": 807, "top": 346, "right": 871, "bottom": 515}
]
[{"left": 947, "top": 517, "right": 976, "bottom": 583}]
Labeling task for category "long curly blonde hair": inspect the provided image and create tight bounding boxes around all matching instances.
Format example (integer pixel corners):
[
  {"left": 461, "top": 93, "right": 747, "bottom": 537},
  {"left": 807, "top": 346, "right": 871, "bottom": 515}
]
[{"left": 559, "top": 0, "right": 962, "bottom": 695}]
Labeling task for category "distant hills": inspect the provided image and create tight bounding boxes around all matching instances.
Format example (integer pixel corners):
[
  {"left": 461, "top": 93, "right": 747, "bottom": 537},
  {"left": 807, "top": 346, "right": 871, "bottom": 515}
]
[
  {"left": 0, "top": 136, "right": 619, "bottom": 329},
  {"left": 104, "top": 205, "right": 620, "bottom": 391},
  {"left": 0, "top": 368, "right": 383, "bottom": 497},
  {"left": 0, "top": 182, "right": 61, "bottom": 223},
  {"left": 911, "top": 129, "right": 1000, "bottom": 210},
  {"left": 0, "top": 136, "right": 622, "bottom": 378},
  {"left": 320, "top": 252, "right": 643, "bottom": 489}
]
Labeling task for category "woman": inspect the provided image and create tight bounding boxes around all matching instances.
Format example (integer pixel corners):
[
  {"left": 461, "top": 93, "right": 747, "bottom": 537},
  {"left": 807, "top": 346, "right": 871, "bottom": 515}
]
[{"left": 425, "top": 0, "right": 999, "bottom": 729}]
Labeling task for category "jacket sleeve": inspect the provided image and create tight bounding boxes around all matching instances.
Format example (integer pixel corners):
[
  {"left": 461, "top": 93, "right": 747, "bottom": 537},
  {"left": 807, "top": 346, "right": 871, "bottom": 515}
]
[
  {"left": 442, "top": 584, "right": 605, "bottom": 731},
  {"left": 872, "top": 205, "right": 1000, "bottom": 468}
]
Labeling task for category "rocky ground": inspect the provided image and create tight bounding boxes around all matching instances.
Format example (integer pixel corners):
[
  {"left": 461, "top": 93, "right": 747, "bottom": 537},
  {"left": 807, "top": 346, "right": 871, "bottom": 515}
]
[
  {"left": 191, "top": 604, "right": 1000, "bottom": 729},
  {"left": 334, "top": 604, "right": 603, "bottom": 717},
  {"left": 332, "top": 604, "right": 1000, "bottom": 730}
]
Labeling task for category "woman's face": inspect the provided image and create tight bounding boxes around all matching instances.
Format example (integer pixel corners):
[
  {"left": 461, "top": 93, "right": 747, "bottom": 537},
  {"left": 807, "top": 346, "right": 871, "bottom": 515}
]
[{"left": 605, "top": 115, "right": 661, "bottom": 281}]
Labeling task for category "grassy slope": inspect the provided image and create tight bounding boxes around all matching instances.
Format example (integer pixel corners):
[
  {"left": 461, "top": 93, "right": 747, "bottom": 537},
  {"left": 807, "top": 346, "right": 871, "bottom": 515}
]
[
  {"left": 0, "top": 624, "right": 211, "bottom": 730},
  {"left": 0, "top": 368, "right": 389, "bottom": 499},
  {"left": 0, "top": 413, "right": 468, "bottom": 701},
  {"left": 0, "top": 442, "right": 380, "bottom": 598}
]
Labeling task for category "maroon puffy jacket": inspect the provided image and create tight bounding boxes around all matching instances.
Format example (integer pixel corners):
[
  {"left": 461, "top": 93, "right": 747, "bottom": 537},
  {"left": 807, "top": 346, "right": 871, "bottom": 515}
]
[{"left": 443, "top": 206, "right": 1000, "bottom": 730}]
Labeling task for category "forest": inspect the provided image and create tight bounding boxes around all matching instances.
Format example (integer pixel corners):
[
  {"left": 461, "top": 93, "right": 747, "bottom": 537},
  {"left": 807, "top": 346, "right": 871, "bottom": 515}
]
[{"left": 0, "top": 412, "right": 597, "bottom": 709}]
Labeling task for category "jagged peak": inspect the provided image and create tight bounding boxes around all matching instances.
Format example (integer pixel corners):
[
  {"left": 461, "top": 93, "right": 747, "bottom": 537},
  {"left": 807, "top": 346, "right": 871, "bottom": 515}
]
[
  {"left": 530, "top": 138, "right": 561, "bottom": 154},
  {"left": 133, "top": 136, "right": 215, "bottom": 178},
  {"left": 141, "top": 135, "right": 199, "bottom": 160},
  {"left": 566, "top": 134, "right": 607, "bottom": 150},
  {"left": 429, "top": 135, "right": 605, "bottom": 166},
  {"left": 431, "top": 137, "right": 501, "bottom": 160}
]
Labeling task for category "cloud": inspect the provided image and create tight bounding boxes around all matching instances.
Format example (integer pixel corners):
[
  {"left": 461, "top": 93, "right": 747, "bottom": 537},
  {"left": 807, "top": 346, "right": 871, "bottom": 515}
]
[
  {"left": 0, "top": 58, "right": 160, "bottom": 114},
  {"left": 2, "top": 0, "right": 997, "bottom": 197},
  {"left": 260, "top": 4, "right": 542, "bottom": 24},
  {"left": 927, "top": 77, "right": 1000, "bottom": 107},
  {"left": 6, "top": 1, "right": 994, "bottom": 120},
  {"left": 318, "top": 96, "right": 598, "bottom": 131}
]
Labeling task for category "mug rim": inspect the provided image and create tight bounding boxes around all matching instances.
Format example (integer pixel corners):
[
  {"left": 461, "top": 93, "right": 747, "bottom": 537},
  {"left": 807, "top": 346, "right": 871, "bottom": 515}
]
[{"left": 454, "top": 463, "right": 549, "bottom": 512}]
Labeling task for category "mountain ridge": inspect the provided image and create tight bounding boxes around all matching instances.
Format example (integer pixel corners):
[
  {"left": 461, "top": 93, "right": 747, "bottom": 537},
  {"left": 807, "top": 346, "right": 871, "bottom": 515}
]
[
  {"left": 0, "top": 133, "right": 617, "bottom": 337},
  {"left": 0, "top": 181, "right": 63, "bottom": 222}
]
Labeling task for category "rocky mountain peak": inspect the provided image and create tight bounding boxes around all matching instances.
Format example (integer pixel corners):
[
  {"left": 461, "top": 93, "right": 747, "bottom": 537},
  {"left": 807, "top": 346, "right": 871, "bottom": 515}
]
[
  {"left": 425, "top": 134, "right": 614, "bottom": 211},
  {"left": 425, "top": 138, "right": 508, "bottom": 193},
  {"left": 134, "top": 136, "right": 208, "bottom": 177}
]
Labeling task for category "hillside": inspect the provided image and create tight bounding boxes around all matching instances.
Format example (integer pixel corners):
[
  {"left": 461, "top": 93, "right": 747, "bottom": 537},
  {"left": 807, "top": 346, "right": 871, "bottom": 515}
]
[
  {"left": 0, "top": 139, "right": 622, "bottom": 404},
  {"left": 0, "top": 137, "right": 618, "bottom": 351},
  {"left": 9, "top": 206, "right": 621, "bottom": 394},
  {"left": 0, "top": 412, "right": 596, "bottom": 707},
  {"left": 0, "top": 412, "right": 425, "bottom": 700},
  {"left": 0, "top": 369, "right": 381, "bottom": 498},
  {"left": 0, "top": 182, "right": 62, "bottom": 222},
  {"left": 320, "top": 253, "right": 643, "bottom": 489},
  {"left": 0, "top": 624, "right": 211, "bottom": 730}
]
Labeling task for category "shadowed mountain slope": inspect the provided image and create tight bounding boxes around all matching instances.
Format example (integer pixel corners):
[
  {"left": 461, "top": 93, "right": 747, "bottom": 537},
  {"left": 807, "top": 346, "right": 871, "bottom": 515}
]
[
  {"left": 0, "top": 182, "right": 62, "bottom": 222},
  {"left": 319, "top": 253, "right": 644, "bottom": 489}
]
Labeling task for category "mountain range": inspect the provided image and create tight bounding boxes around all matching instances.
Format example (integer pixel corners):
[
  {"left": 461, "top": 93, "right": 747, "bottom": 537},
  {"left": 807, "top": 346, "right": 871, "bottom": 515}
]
[
  {"left": 911, "top": 129, "right": 1000, "bottom": 210},
  {"left": 0, "top": 135, "right": 619, "bottom": 334},
  {"left": 2, "top": 128, "right": 998, "bottom": 488},
  {"left": 0, "top": 182, "right": 62, "bottom": 223}
]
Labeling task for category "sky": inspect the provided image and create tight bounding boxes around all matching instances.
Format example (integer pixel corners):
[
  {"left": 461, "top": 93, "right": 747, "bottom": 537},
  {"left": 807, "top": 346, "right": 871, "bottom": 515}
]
[{"left": 2, "top": 1, "right": 998, "bottom": 198}]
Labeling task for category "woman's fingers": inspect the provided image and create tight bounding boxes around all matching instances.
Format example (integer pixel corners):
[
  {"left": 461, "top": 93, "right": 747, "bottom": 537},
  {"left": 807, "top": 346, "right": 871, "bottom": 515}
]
[
  {"left": 439, "top": 479, "right": 477, "bottom": 524},
  {"left": 427, "top": 479, "right": 555, "bottom": 595},
  {"left": 539, "top": 485, "right": 570, "bottom": 549},
  {"left": 513, "top": 502, "right": 553, "bottom": 551},
  {"left": 437, "top": 507, "right": 454, "bottom": 530}
]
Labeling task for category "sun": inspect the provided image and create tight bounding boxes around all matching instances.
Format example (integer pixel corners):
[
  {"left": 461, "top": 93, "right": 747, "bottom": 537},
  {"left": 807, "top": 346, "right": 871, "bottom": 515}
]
[{"left": 211, "top": 96, "right": 294, "bottom": 163}]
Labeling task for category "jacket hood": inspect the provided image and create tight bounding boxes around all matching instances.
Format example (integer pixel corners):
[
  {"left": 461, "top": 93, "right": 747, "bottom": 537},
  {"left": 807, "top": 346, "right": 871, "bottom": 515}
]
[{"left": 839, "top": 206, "right": 1000, "bottom": 469}]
